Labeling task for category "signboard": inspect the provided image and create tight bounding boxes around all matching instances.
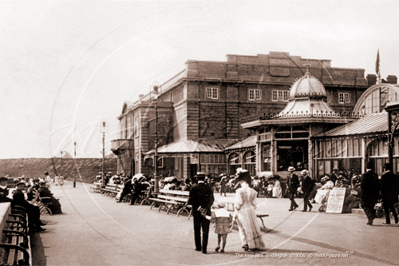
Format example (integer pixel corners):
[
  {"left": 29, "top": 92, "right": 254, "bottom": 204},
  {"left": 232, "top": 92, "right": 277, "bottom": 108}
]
[
  {"left": 190, "top": 154, "right": 199, "bottom": 164},
  {"left": 326, "top": 188, "right": 346, "bottom": 213}
]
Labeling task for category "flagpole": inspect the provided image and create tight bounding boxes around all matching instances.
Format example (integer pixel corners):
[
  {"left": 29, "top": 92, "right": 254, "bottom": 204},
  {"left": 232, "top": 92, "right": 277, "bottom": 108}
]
[{"left": 376, "top": 49, "right": 381, "bottom": 84}]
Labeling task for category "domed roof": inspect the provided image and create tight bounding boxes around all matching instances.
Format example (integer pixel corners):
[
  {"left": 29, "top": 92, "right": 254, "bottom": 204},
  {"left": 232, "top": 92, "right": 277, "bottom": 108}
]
[
  {"left": 279, "top": 71, "right": 335, "bottom": 116},
  {"left": 290, "top": 72, "right": 327, "bottom": 99}
]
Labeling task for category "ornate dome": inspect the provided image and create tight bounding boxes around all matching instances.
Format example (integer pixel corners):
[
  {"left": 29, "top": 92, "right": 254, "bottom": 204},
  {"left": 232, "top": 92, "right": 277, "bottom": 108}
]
[
  {"left": 279, "top": 71, "right": 335, "bottom": 116},
  {"left": 290, "top": 71, "right": 327, "bottom": 99}
]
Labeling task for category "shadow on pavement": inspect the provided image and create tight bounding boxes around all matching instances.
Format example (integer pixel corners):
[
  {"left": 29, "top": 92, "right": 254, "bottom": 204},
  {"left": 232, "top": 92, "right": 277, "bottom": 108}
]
[{"left": 30, "top": 232, "right": 47, "bottom": 266}]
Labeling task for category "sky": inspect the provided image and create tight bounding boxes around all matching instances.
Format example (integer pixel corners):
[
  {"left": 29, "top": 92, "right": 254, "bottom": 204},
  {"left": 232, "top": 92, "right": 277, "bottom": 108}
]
[{"left": 0, "top": 0, "right": 398, "bottom": 159}]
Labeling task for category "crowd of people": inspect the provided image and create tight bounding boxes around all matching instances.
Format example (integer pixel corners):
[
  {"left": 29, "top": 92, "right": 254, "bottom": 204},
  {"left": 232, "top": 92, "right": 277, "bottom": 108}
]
[
  {"left": 95, "top": 161, "right": 398, "bottom": 255},
  {"left": 0, "top": 171, "right": 63, "bottom": 232}
]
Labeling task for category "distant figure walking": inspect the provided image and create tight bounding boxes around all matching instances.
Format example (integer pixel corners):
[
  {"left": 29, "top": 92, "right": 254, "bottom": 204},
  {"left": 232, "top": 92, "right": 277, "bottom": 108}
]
[
  {"left": 380, "top": 163, "right": 398, "bottom": 224},
  {"left": 301, "top": 170, "right": 314, "bottom": 212},
  {"left": 45, "top": 172, "right": 52, "bottom": 190},
  {"left": 360, "top": 162, "right": 380, "bottom": 225},
  {"left": 234, "top": 169, "right": 265, "bottom": 251},
  {"left": 287, "top": 167, "right": 300, "bottom": 211},
  {"left": 272, "top": 175, "right": 282, "bottom": 198},
  {"left": 187, "top": 172, "right": 214, "bottom": 254},
  {"left": 219, "top": 174, "right": 227, "bottom": 197}
]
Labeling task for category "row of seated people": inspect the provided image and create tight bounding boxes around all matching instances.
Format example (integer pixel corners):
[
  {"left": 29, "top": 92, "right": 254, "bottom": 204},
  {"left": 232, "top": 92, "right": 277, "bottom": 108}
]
[
  {"left": 116, "top": 175, "right": 151, "bottom": 205},
  {"left": 0, "top": 176, "right": 46, "bottom": 232}
]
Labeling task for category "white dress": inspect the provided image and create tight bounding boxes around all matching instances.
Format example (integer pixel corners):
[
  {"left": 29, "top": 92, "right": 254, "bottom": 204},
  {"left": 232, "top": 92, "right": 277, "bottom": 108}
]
[
  {"left": 314, "top": 181, "right": 334, "bottom": 204},
  {"left": 272, "top": 180, "right": 283, "bottom": 198},
  {"left": 234, "top": 183, "right": 266, "bottom": 249}
]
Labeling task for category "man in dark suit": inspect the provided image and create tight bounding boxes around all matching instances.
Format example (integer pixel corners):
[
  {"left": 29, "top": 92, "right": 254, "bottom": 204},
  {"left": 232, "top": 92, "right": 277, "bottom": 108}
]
[
  {"left": 287, "top": 167, "right": 300, "bottom": 211},
  {"left": 13, "top": 182, "right": 46, "bottom": 232},
  {"left": 187, "top": 172, "right": 214, "bottom": 254},
  {"left": 301, "top": 170, "right": 314, "bottom": 212},
  {"left": 360, "top": 162, "right": 380, "bottom": 225},
  {"left": 380, "top": 163, "right": 399, "bottom": 224}
]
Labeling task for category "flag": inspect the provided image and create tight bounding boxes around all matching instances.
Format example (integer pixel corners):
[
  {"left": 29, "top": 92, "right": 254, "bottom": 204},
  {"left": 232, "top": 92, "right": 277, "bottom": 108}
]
[{"left": 376, "top": 49, "right": 380, "bottom": 75}]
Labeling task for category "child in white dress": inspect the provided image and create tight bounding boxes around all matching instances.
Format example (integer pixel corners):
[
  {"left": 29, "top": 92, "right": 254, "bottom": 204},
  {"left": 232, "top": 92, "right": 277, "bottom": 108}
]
[{"left": 211, "top": 201, "right": 233, "bottom": 253}]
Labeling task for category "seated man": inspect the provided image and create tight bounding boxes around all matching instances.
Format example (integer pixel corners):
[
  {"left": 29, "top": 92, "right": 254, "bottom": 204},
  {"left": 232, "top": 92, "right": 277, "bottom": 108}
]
[
  {"left": 0, "top": 177, "right": 12, "bottom": 202},
  {"left": 130, "top": 177, "right": 146, "bottom": 205},
  {"left": 116, "top": 176, "right": 132, "bottom": 203},
  {"left": 13, "top": 181, "right": 46, "bottom": 232}
]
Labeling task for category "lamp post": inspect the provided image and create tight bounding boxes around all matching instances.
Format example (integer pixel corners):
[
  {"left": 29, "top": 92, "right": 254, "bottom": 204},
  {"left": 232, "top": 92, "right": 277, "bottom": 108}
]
[
  {"left": 60, "top": 151, "right": 64, "bottom": 171},
  {"left": 73, "top": 141, "right": 76, "bottom": 188},
  {"left": 100, "top": 120, "right": 108, "bottom": 186},
  {"left": 151, "top": 82, "right": 160, "bottom": 193}
]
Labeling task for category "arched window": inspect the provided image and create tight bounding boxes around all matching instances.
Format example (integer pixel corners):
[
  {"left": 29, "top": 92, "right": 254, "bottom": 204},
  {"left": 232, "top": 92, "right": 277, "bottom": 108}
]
[
  {"left": 228, "top": 152, "right": 241, "bottom": 175},
  {"left": 244, "top": 151, "right": 256, "bottom": 176},
  {"left": 353, "top": 84, "right": 399, "bottom": 116}
]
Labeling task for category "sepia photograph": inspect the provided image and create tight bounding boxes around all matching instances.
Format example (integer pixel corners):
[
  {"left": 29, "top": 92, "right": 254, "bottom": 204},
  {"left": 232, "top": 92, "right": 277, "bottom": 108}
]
[{"left": 0, "top": 0, "right": 398, "bottom": 265}]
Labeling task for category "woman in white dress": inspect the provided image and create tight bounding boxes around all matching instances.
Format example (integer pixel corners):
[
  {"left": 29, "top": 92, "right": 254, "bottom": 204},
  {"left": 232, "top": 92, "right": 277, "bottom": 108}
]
[
  {"left": 272, "top": 175, "right": 283, "bottom": 198},
  {"left": 314, "top": 175, "right": 334, "bottom": 204},
  {"left": 234, "top": 170, "right": 266, "bottom": 251}
]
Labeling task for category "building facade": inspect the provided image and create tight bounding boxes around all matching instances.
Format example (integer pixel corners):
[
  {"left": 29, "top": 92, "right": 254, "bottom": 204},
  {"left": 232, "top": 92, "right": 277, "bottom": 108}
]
[{"left": 111, "top": 51, "right": 374, "bottom": 180}]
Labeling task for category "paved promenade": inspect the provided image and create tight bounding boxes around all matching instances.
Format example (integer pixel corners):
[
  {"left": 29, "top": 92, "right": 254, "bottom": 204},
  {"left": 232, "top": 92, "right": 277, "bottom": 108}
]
[{"left": 31, "top": 181, "right": 399, "bottom": 266}]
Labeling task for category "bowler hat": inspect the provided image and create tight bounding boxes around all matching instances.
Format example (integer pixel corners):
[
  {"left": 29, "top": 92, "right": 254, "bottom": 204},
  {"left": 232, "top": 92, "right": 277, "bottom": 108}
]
[
  {"left": 0, "top": 177, "right": 7, "bottom": 182},
  {"left": 44, "top": 172, "right": 49, "bottom": 175}
]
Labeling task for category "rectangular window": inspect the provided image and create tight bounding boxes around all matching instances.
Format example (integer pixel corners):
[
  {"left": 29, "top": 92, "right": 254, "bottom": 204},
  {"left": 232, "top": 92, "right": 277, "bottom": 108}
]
[
  {"left": 331, "top": 139, "right": 336, "bottom": 157},
  {"left": 249, "top": 89, "right": 261, "bottom": 101},
  {"left": 272, "top": 90, "right": 289, "bottom": 101},
  {"left": 255, "top": 90, "right": 261, "bottom": 100},
  {"left": 353, "top": 139, "right": 359, "bottom": 156},
  {"left": 206, "top": 87, "right": 218, "bottom": 99},
  {"left": 344, "top": 93, "right": 350, "bottom": 103},
  {"left": 278, "top": 91, "right": 283, "bottom": 101},
  {"left": 348, "top": 139, "right": 353, "bottom": 157},
  {"left": 342, "top": 139, "right": 347, "bottom": 157},
  {"left": 283, "top": 91, "right": 289, "bottom": 101},
  {"left": 272, "top": 90, "right": 278, "bottom": 101},
  {"left": 339, "top": 92, "right": 350, "bottom": 104}
]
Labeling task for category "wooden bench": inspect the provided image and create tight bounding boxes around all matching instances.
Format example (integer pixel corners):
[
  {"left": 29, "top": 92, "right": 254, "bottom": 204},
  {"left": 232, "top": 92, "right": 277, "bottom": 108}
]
[
  {"left": 0, "top": 205, "right": 32, "bottom": 266},
  {"left": 89, "top": 182, "right": 102, "bottom": 193},
  {"left": 150, "top": 196, "right": 178, "bottom": 214},
  {"left": 149, "top": 190, "right": 192, "bottom": 218},
  {"left": 223, "top": 199, "right": 269, "bottom": 230},
  {"left": 139, "top": 189, "right": 151, "bottom": 205},
  {"left": 101, "top": 184, "right": 122, "bottom": 197}
]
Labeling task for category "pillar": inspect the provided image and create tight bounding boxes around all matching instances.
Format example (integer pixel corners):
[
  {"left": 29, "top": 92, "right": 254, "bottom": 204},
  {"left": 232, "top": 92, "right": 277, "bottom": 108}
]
[
  {"left": 270, "top": 127, "right": 276, "bottom": 174},
  {"left": 308, "top": 139, "right": 313, "bottom": 178},
  {"left": 361, "top": 138, "right": 366, "bottom": 172}
]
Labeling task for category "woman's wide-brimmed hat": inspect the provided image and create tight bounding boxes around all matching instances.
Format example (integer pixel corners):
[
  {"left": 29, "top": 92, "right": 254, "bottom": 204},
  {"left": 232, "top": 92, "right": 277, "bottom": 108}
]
[
  {"left": 321, "top": 176, "right": 330, "bottom": 182},
  {"left": 217, "top": 201, "right": 226, "bottom": 208},
  {"left": 301, "top": 169, "right": 308, "bottom": 175}
]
